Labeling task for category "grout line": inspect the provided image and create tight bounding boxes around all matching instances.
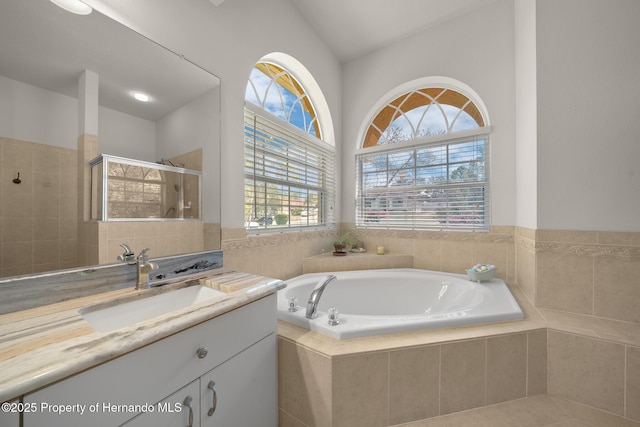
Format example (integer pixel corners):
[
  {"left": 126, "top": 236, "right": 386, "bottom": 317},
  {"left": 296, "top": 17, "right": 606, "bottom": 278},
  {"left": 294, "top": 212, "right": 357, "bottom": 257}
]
[
  {"left": 438, "top": 344, "right": 441, "bottom": 417},
  {"left": 624, "top": 345, "right": 627, "bottom": 418},
  {"left": 483, "top": 338, "right": 487, "bottom": 406},
  {"left": 592, "top": 256, "right": 595, "bottom": 317},
  {"left": 525, "top": 331, "right": 530, "bottom": 396},
  {"left": 387, "top": 350, "right": 390, "bottom": 426}
]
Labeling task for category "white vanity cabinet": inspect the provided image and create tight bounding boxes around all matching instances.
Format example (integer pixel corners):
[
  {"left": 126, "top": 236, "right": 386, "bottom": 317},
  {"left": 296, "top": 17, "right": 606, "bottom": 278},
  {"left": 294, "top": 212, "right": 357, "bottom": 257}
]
[
  {"left": 0, "top": 399, "right": 20, "bottom": 426},
  {"left": 120, "top": 379, "right": 200, "bottom": 427},
  {"left": 23, "top": 294, "right": 277, "bottom": 427},
  {"left": 200, "top": 334, "right": 276, "bottom": 426}
]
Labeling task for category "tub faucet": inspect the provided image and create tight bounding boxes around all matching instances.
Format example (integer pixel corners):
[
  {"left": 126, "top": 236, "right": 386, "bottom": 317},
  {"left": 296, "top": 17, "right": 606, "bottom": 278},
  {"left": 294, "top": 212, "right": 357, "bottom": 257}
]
[
  {"left": 306, "top": 274, "right": 337, "bottom": 319},
  {"left": 136, "top": 248, "right": 159, "bottom": 290}
]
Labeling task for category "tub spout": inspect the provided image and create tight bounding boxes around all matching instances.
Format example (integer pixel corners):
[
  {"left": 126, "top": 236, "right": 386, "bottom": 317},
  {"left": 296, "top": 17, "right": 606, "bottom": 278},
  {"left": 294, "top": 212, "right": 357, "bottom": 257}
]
[{"left": 306, "top": 274, "right": 337, "bottom": 319}]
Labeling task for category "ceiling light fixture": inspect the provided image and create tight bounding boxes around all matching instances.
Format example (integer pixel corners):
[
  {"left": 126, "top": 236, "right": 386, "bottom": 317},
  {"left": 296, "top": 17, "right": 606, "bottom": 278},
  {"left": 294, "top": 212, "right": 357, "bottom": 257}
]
[
  {"left": 133, "top": 92, "right": 150, "bottom": 102},
  {"left": 50, "top": 0, "right": 93, "bottom": 15}
]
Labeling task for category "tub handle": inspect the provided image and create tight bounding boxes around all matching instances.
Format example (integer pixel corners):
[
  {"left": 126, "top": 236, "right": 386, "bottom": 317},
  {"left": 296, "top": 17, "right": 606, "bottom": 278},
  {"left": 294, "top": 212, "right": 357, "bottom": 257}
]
[
  {"left": 288, "top": 296, "right": 299, "bottom": 312},
  {"left": 328, "top": 307, "right": 340, "bottom": 326}
]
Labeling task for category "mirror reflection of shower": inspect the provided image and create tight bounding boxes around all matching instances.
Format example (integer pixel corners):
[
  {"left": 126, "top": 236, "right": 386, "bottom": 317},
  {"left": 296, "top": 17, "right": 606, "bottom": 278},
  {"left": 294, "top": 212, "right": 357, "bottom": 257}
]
[
  {"left": 159, "top": 158, "right": 185, "bottom": 218},
  {"left": 90, "top": 155, "right": 201, "bottom": 221}
]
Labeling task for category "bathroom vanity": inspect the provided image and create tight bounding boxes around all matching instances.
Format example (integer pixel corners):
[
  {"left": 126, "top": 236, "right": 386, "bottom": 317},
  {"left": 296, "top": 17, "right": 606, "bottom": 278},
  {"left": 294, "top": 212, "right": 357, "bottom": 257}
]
[{"left": 0, "top": 270, "right": 283, "bottom": 427}]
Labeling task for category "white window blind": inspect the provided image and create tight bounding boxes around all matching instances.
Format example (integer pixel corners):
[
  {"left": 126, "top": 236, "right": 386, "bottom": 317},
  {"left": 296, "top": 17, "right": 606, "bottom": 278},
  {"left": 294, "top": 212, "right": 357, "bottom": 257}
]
[
  {"left": 244, "top": 104, "right": 335, "bottom": 231},
  {"left": 356, "top": 133, "right": 490, "bottom": 231}
]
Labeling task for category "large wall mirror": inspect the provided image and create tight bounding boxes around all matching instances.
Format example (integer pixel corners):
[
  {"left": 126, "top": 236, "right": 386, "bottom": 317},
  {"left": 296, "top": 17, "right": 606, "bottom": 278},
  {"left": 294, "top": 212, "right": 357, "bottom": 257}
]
[{"left": 0, "top": 0, "right": 221, "bottom": 278}]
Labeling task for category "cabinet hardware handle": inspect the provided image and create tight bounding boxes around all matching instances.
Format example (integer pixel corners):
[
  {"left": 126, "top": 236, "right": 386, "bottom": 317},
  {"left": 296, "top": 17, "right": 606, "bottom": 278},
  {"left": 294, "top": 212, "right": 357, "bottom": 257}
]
[
  {"left": 196, "top": 347, "right": 208, "bottom": 359},
  {"left": 183, "top": 395, "right": 194, "bottom": 427},
  {"left": 207, "top": 380, "right": 218, "bottom": 416}
]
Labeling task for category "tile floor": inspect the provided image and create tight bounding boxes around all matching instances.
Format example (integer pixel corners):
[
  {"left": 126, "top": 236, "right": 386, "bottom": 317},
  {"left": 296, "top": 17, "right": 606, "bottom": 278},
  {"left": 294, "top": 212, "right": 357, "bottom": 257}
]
[{"left": 391, "top": 395, "right": 639, "bottom": 427}]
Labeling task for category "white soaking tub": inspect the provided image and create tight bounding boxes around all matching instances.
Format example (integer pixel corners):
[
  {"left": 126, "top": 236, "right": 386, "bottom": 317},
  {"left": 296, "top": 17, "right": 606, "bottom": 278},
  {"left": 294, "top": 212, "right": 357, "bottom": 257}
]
[{"left": 278, "top": 268, "right": 523, "bottom": 339}]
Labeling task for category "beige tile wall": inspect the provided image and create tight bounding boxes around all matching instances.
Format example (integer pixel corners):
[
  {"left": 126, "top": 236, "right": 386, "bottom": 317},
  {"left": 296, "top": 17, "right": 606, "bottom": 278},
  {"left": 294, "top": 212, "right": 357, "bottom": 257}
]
[
  {"left": 279, "top": 330, "right": 547, "bottom": 427},
  {"left": 302, "top": 252, "right": 413, "bottom": 273},
  {"left": 95, "top": 220, "right": 205, "bottom": 264},
  {"left": 517, "top": 227, "right": 640, "bottom": 324},
  {"left": 0, "top": 137, "right": 79, "bottom": 277},
  {"left": 547, "top": 330, "right": 640, "bottom": 422},
  {"left": 222, "top": 225, "right": 515, "bottom": 282},
  {"left": 222, "top": 228, "right": 336, "bottom": 280},
  {"left": 342, "top": 225, "right": 516, "bottom": 284},
  {"left": 203, "top": 222, "right": 221, "bottom": 250}
]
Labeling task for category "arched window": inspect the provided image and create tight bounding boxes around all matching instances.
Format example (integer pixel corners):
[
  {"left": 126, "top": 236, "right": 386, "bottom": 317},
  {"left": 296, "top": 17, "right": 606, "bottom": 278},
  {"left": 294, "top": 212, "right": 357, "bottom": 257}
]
[
  {"left": 245, "top": 62, "right": 321, "bottom": 138},
  {"left": 244, "top": 59, "right": 335, "bottom": 231},
  {"left": 356, "top": 83, "right": 490, "bottom": 231}
]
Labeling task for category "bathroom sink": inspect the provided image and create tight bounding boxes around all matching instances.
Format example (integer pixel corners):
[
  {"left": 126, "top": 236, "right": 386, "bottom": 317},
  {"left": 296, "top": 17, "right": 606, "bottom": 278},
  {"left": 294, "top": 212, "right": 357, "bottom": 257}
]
[{"left": 80, "top": 285, "right": 225, "bottom": 333}]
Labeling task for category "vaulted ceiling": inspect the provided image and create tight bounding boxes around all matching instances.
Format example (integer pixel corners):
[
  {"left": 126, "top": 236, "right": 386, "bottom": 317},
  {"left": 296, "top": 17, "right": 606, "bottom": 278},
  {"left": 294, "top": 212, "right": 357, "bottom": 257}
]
[{"left": 289, "top": 0, "right": 500, "bottom": 62}]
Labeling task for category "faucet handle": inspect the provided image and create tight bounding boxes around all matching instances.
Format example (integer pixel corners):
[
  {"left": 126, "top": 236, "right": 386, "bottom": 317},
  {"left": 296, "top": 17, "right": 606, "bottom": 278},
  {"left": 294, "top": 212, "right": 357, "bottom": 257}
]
[
  {"left": 137, "top": 248, "right": 151, "bottom": 262},
  {"left": 327, "top": 307, "right": 340, "bottom": 326},
  {"left": 117, "top": 243, "right": 135, "bottom": 262}
]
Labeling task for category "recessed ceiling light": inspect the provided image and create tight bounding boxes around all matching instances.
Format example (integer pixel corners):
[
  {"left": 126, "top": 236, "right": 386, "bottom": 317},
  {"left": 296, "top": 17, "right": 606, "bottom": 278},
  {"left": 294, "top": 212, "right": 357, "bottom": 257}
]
[
  {"left": 50, "top": 0, "right": 92, "bottom": 15},
  {"left": 133, "top": 92, "right": 150, "bottom": 102}
]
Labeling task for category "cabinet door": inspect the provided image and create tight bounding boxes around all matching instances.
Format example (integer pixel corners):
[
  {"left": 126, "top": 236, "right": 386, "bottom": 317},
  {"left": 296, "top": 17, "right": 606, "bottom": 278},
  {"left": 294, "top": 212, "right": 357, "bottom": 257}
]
[
  {"left": 120, "top": 379, "right": 200, "bottom": 427},
  {"left": 0, "top": 399, "right": 20, "bottom": 426},
  {"left": 201, "top": 334, "right": 277, "bottom": 427}
]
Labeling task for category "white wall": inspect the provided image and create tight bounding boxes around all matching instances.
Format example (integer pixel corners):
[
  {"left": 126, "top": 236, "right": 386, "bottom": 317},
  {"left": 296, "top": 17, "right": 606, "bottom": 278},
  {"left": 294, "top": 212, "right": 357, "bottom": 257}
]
[
  {"left": 0, "top": 74, "right": 159, "bottom": 162},
  {"left": 342, "top": 0, "right": 516, "bottom": 226},
  {"left": 514, "top": 0, "right": 538, "bottom": 229},
  {"left": 85, "top": 0, "right": 343, "bottom": 229},
  {"left": 156, "top": 88, "right": 221, "bottom": 222},
  {"left": 0, "top": 75, "right": 77, "bottom": 149},
  {"left": 98, "top": 107, "right": 156, "bottom": 161},
  {"left": 536, "top": 0, "right": 640, "bottom": 232}
]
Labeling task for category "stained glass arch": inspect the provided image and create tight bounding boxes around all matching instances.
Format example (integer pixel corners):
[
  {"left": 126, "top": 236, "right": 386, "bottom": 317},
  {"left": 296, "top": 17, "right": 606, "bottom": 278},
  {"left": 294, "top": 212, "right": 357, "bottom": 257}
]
[
  {"left": 362, "top": 82, "right": 489, "bottom": 148},
  {"left": 245, "top": 62, "right": 321, "bottom": 139}
]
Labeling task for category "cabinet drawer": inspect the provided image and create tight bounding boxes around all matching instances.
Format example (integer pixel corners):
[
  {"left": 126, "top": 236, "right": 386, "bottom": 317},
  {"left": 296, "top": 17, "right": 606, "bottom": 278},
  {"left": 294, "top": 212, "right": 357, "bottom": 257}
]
[{"left": 24, "top": 294, "right": 276, "bottom": 427}]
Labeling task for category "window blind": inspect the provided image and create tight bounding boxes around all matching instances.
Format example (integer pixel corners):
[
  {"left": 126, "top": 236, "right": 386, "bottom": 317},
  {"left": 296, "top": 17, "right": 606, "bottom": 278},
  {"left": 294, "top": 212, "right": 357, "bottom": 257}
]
[
  {"left": 355, "top": 134, "right": 490, "bottom": 231},
  {"left": 244, "top": 105, "right": 336, "bottom": 231}
]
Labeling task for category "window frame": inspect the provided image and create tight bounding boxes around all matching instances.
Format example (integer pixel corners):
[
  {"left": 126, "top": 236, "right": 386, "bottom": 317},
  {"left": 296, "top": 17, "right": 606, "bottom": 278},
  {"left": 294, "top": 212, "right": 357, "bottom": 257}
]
[
  {"left": 244, "top": 102, "right": 336, "bottom": 233},
  {"left": 355, "top": 126, "right": 492, "bottom": 232}
]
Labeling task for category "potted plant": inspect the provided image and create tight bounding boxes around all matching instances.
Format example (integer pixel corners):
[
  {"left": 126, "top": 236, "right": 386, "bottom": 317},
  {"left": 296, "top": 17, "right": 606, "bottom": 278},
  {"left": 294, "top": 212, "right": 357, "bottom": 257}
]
[{"left": 333, "top": 231, "right": 359, "bottom": 254}]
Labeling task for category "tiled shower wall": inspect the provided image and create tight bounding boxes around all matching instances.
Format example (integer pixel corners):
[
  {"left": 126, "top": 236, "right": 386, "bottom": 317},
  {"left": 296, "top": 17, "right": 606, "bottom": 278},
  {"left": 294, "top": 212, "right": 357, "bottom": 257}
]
[{"left": 0, "top": 137, "right": 79, "bottom": 277}]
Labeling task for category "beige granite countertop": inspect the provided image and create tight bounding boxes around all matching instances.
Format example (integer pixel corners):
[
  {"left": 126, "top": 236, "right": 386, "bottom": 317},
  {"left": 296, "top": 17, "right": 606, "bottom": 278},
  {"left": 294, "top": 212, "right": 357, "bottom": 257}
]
[{"left": 0, "top": 269, "right": 284, "bottom": 402}]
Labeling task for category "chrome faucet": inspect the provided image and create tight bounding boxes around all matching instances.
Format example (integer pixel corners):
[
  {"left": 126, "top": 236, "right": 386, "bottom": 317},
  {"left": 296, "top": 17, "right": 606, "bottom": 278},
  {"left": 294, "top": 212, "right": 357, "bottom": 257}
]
[
  {"left": 135, "top": 248, "right": 159, "bottom": 290},
  {"left": 306, "top": 274, "right": 337, "bottom": 319},
  {"left": 117, "top": 243, "right": 135, "bottom": 263}
]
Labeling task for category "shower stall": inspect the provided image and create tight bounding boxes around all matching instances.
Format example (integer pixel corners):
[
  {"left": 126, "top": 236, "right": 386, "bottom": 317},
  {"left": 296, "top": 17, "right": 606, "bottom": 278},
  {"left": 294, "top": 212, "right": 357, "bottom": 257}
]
[{"left": 90, "top": 154, "right": 202, "bottom": 221}]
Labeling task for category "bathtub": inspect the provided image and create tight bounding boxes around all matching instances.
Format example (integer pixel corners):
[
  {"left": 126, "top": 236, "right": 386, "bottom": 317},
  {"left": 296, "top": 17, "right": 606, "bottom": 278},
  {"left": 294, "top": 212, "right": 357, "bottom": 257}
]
[{"left": 278, "top": 268, "right": 523, "bottom": 339}]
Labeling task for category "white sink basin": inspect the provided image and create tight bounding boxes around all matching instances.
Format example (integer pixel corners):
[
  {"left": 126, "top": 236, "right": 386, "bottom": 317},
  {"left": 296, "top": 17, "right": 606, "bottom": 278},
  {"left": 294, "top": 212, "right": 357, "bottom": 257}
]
[{"left": 80, "top": 285, "right": 225, "bottom": 332}]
